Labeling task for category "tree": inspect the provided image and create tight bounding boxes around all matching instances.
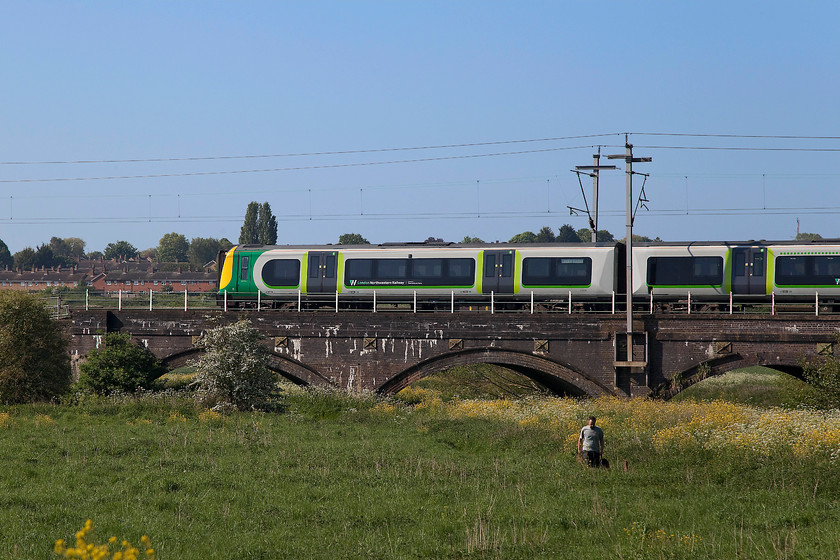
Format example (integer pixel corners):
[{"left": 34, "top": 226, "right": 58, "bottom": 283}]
[
  {"left": 13, "top": 247, "right": 36, "bottom": 270},
  {"left": 191, "top": 320, "right": 279, "bottom": 411},
  {"left": 796, "top": 232, "right": 823, "bottom": 242},
  {"left": 12, "top": 243, "right": 71, "bottom": 269},
  {"left": 535, "top": 226, "right": 556, "bottom": 243},
  {"left": 630, "top": 234, "right": 663, "bottom": 243},
  {"left": 64, "top": 237, "right": 86, "bottom": 259},
  {"left": 0, "top": 239, "right": 13, "bottom": 269},
  {"left": 139, "top": 248, "right": 158, "bottom": 261},
  {"left": 338, "top": 233, "right": 370, "bottom": 245},
  {"left": 802, "top": 341, "right": 840, "bottom": 409},
  {"left": 576, "top": 228, "right": 615, "bottom": 243},
  {"left": 425, "top": 237, "right": 445, "bottom": 243},
  {"left": 157, "top": 232, "right": 189, "bottom": 263},
  {"left": 0, "top": 291, "right": 71, "bottom": 403},
  {"left": 239, "top": 201, "right": 278, "bottom": 245},
  {"left": 461, "top": 236, "right": 484, "bottom": 244},
  {"left": 219, "top": 238, "right": 234, "bottom": 252},
  {"left": 556, "top": 224, "right": 581, "bottom": 243},
  {"left": 49, "top": 236, "right": 86, "bottom": 261},
  {"left": 258, "top": 202, "right": 278, "bottom": 244},
  {"left": 508, "top": 231, "right": 537, "bottom": 243},
  {"left": 239, "top": 202, "right": 260, "bottom": 244},
  {"left": 49, "top": 237, "right": 69, "bottom": 258},
  {"left": 33, "top": 244, "right": 56, "bottom": 268},
  {"left": 77, "top": 333, "right": 165, "bottom": 394},
  {"left": 188, "top": 237, "right": 223, "bottom": 267},
  {"left": 104, "top": 241, "right": 138, "bottom": 261}
]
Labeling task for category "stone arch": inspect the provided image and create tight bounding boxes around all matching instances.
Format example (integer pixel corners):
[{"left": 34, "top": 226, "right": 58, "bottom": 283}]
[
  {"left": 265, "top": 352, "right": 334, "bottom": 388},
  {"left": 652, "top": 354, "right": 807, "bottom": 400},
  {"left": 377, "top": 347, "right": 614, "bottom": 397},
  {"left": 161, "top": 348, "right": 333, "bottom": 388},
  {"left": 161, "top": 348, "right": 204, "bottom": 371}
]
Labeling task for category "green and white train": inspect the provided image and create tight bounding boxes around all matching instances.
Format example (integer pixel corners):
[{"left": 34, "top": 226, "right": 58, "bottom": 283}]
[{"left": 216, "top": 240, "right": 840, "bottom": 307}]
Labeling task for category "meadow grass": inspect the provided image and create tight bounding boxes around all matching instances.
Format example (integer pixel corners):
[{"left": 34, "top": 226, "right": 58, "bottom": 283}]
[{"left": 1, "top": 390, "right": 839, "bottom": 559}]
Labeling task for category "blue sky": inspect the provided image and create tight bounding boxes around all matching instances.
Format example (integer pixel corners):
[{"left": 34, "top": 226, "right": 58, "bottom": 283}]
[{"left": 1, "top": 1, "right": 838, "bottom": 254}]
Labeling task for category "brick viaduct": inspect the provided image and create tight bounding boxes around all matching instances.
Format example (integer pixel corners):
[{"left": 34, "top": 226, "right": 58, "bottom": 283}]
[{"left": 63, "top": 310, "right": 840, "bottom": 398}]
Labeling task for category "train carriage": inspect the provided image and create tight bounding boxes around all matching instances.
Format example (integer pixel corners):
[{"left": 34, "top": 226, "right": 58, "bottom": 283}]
[
  {"left": 218, "top": 239, "right": 840, "bottom": 309},
  {"left": 633, "top": 240, "right": 840, "bottom": 300},
  {"left": 217, "top": 242, "right": 622, "bottom": 307}
]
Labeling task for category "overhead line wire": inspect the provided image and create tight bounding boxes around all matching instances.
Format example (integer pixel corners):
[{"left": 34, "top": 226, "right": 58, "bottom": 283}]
[
  {"left": 631, "top": 132, "right": 840, "bottom": 140},
  {"left": 633, "top": 145, "right": 840, "bottom": 152},
  {"left": 0, "top": 134, "right": 620, "bottom": 166},
  {"left": 0, "top": 145, "right": 596, "bottom": 184}
]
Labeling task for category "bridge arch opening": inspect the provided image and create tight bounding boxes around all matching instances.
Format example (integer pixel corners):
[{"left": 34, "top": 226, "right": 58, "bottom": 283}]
[
  {"left": 378, "top": 348, "right": 613, "bottom": 398},
  {"left": 160, "top": 348, "right": 334, "bottom": 388},
  {"left": 656, "top": 356, "right": 812, "bottom": 402}
]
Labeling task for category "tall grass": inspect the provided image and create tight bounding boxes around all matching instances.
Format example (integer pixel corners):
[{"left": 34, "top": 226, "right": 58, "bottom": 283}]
[{"left": 1, "top": 389, "right": 838, "bottom": 559}]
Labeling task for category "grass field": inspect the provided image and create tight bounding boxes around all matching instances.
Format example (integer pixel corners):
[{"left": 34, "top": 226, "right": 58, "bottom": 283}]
[{"left": 2, "top": 386, "right": 840, "bottom": 559}]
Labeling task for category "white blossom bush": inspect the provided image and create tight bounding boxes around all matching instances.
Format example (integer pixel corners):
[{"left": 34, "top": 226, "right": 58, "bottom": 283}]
[{"left": 191, "top": 320, "right": 279, "bottom": 411}]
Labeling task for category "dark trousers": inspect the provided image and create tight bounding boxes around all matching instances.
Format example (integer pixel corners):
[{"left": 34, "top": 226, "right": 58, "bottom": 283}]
[{"left": 586, "top": 450, "right": 602, "bottom": 468}]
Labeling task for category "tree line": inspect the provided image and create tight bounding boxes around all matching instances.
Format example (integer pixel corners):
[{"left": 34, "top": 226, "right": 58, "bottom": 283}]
[{"left": 0, "top": 201, "right": 280, "bottom": 270}]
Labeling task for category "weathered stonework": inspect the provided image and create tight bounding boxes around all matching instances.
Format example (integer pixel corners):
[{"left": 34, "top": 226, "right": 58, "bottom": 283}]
[{"left": 62, "top": 310, "right": 840, "bottom": 397}]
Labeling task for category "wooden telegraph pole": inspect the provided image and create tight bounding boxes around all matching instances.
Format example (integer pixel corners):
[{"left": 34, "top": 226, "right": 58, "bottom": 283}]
[{"left": 608, "top": 136, "right": 651, "bottom": 367}]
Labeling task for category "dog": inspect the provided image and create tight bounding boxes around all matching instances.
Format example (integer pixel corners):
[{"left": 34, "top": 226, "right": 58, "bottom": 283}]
[{"left": 577, "top": 452, "right": 611, "bottom": 469}]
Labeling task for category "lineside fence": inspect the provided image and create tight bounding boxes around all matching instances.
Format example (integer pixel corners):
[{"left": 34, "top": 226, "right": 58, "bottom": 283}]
[{"left": 39, "top": 289, "right": 840, "bottom": 316}]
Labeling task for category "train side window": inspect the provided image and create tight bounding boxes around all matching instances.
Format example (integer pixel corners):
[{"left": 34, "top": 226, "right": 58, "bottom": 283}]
[
  {"left": 324, "top": 255, "right": 336, "bottom": 278},
  {"left": 647, "top": 256, "right": 722, "bottom": 286},
  {"left": 523, "top": 257, "right": 591, "bottom": 286},
  {"left": 733, "top": 253, "right": 746, "bottom": 276},
  {"left": 413, "top": 259, "right": 443, "bottom": 279},
  {"left": 308, "top": 257, "right": 320, "bottom": 278},
  {"left": 752, "top": 253, "right": 765, "bottom": 276},
  {"left": 345, "top": 259, "right": 373, "bottom": 281},
  {"left": 377, "top": 259, "right": 409, "bottom": 279},
  {"left": 816, "top": 256, "right": 840, "bottom": 277},
  {"left": 240, "top": 256, "right": 249, "bottom": 281},
  {"left": 777, "top": 255, "right": 840, "bottom": 286},
  {"left": 501, "top": 254, "right": 513, "bottom": 277},
  {"left": 262, "top": 259, "right": 300, "bottom": 287},
  {"left": 446, "top": 259, "right": 475, "bottom": 285},
  {"left": 484, "top": 254, "right": 496, "bottom": 277}
]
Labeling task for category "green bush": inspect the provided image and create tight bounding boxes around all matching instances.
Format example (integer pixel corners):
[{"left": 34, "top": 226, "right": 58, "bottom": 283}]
[
  {"left": 77, "top": 332, "right": 165, "bottom": 394},
  {"left": 191, "top": 320, "right": 279, "bottom": 411},
  {"left": 0, "top": 291, "right": 71, "bottom": 403}
]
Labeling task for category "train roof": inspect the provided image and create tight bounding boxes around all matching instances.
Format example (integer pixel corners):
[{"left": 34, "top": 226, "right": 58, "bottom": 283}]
[
  {"left": 632, "top": 239, "right": 840, "bottom": 247},
  {"left": 234, "top": 241, "right": 621, "bottom": 250},
  {"left": 232, "top": 239, "right": 840, "bottom": 252}
]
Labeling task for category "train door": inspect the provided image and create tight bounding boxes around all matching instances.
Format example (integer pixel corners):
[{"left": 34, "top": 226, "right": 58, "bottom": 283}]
[
  {"left": 234, "top": 251, "right": 255, "bottom": 294},
  {"left": 306, "top": 251, "right": 338, "bottom": 293},
  {"left": 481, "top": 250, "right": 515, "bottom": 294},
  {"left": 731, "top": 247, "right": 767, "bottom": 295}
]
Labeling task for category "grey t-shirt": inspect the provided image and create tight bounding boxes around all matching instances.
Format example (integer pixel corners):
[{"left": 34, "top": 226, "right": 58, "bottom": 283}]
[{"left": 579, "top": 425, "right": 604, "bottom": 452}]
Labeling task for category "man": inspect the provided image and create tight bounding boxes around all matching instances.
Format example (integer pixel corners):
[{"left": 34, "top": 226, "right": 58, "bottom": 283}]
[{"left": 578, "top": 416, "right": 605, "bottom": 468}]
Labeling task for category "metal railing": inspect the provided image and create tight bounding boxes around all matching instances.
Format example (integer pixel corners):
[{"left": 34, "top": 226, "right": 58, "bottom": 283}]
[{"left": 43, "top": 289, "right": 840, "bottom": 316}]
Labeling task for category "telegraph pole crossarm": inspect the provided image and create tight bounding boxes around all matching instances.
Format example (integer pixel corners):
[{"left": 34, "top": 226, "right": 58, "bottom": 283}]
[{"left": 575, "top": 147, "right": 617, "bottom": 242}]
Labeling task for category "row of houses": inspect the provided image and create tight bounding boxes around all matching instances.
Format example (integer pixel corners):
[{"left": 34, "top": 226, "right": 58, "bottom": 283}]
[{"left": 0, "top": 259, "right": 219, "bottom": 293}]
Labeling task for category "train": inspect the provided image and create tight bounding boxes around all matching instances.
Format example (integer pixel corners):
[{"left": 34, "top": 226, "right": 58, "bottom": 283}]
[{"left": 215, "top": 239, "right": 840, "bottom": 308}]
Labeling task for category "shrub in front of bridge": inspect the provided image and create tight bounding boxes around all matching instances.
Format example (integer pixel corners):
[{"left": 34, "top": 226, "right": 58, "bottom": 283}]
[
  {"left": 802, "top": 345, "right": 840, "bottom": 409},
  {"left": 76, "top": 333, "right": 165, "bottom": 395},
  {"left": 0, "top": 291, "right": 71, "bottom": 404},
  {"left": 191, "top": 320, "right": 279, "bottom": 412}
]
